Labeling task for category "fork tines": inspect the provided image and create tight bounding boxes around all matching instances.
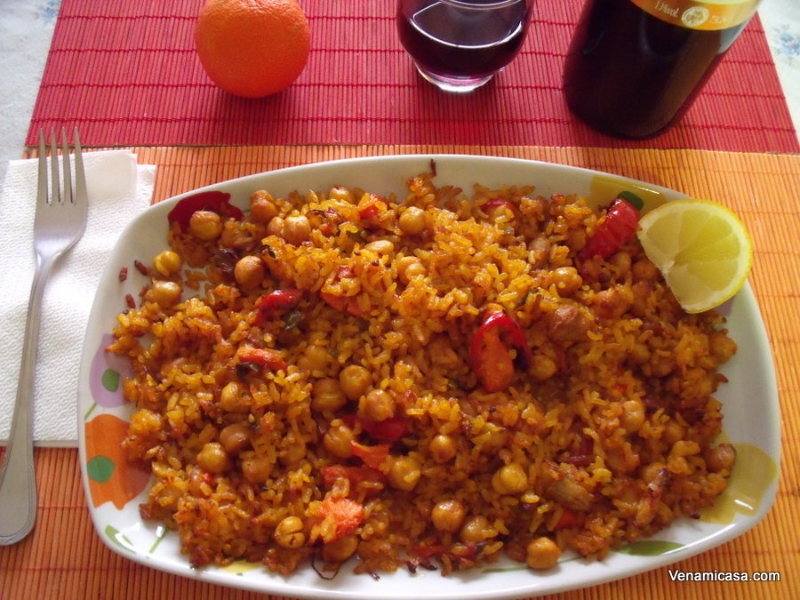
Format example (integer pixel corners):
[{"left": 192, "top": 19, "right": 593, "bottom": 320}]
[{"left": 37, "top": 128, "right": 85, "bottom": 207}]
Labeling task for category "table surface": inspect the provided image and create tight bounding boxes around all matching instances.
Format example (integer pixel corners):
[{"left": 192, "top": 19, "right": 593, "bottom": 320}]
[{"left": 1, "top": 1, "right": 799, "bottom": 599}]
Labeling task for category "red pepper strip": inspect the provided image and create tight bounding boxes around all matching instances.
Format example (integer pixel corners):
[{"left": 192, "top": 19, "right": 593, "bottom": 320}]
[
  {"left": 553, "top": 507, "right": 582, "bottom": 530},
  {"left": 254, "top": 289, "right": 303, "bottom": 326},
  {"left": 358, "top": 416, "right": 410, "bottom": 443},
  {"left": 350, "top": 440, "right": 391, "bottom": 470},
  {"left": 167, "top": 190, "right": 244, "bottom": 231},
  {"left": 579, "top": 197, "right": 640, "bottom": 261},
  {"left": 481, "top": 197, "right": 516, "bottom": 216},
  {"left": 358, "top": 194, "right": 389, "bottom": 222},
  {"left": 235, "top": 346, "right": 287, "bottom": 372},
  {"left": 470, "top": 310, "right": 532, "bottom": 393}
]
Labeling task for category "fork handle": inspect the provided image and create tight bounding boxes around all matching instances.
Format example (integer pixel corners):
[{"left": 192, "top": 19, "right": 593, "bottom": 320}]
[{"left": 0, "top": 256, "right": 58, "bottom": 545}]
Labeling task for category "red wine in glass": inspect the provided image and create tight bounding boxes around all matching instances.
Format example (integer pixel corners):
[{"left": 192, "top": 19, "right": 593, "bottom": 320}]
[{"left": 397, "top": 0, "right": 533, "bottom": 92}]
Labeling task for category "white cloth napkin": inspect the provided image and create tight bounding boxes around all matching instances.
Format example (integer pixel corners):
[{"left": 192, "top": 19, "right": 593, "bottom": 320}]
[{"left": 0, "top": 150, "right": 156, "bottom": 447}]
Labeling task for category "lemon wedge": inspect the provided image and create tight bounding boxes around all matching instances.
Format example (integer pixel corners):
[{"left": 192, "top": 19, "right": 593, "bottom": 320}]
[{"left": 636, "top": 199, "right": 753, "bottom": 313}]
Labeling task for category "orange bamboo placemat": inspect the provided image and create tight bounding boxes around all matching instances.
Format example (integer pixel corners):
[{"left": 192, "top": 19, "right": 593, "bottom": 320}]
[{"left": 3, "top": 145, "right": 799, "bottom": 599}]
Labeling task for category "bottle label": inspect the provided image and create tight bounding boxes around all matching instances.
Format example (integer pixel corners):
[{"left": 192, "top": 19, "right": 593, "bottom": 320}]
[{"left": 630, "top": 0, "right": 761, "bottom": 31}]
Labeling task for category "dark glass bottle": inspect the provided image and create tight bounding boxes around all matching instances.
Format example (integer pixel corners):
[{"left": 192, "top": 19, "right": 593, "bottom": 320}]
[{"left": 563, "top": 0, "right": 761, "bottom": 139}]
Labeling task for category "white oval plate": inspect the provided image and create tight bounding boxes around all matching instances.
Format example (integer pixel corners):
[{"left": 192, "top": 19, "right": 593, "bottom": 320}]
[{"left": 77, "top": 155, "right": 780, "bottom": 599}]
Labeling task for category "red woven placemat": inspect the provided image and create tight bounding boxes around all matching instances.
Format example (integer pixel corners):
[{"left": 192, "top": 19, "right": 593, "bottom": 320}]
[{"left": 27, "top": 0, "right": 799, "bottom": 152}]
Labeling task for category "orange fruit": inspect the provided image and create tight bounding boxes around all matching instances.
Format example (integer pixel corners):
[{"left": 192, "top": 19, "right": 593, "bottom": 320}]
[{"left": 195, "top": 0, "right": 311, "bottom": 99}]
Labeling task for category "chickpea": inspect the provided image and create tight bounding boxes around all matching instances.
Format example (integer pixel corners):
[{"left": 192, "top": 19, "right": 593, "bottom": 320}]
[
  {"left": 329, "top": 185, "right": 354, "bottom": 203},
  {"left": 279, "top": 436, "right": 307, "bottom": 466},
  {"left": 530, "top": 353, "right": 558, "bottom": 381},
  {"left": 338, "top": 364, "right": 371, "bottom": 401},
  {"left": 311, "top": 378, "right": 348, "bottom": 413},
  {"left": 189, "top": 210, "right": 223, "bottom": 241},
  {"left": 550, "top": 266, "right": 583, "bottom": 297},
  {"left": 592, "top": 285, "right": 633, "bottom": 319},
  {"left": 670, "top": 439, "right": 700, "bottom": 459},
  {"left": 233, "top": 255, "right": 265, "bottom": 290},
  {"left": 322, "top": 534, "right": 359, "bottom": 563},
  {"left": 620, "top": 399, "right": 645, "bottom": 433},
  {"left": 663, "top": 420, "right": 686, "bottom": 446},
  {"left": 605, "top": 446, "right": 639, "bottom": 474},
  {"left": 219, "top": 423, "right": 252, "bottom": 455},
  {"left": 186, "top": 465, "right": 209, "bottom": 497},
  {"left": 219, "top": 381, "right": 251, "bottom": 413},
  {"left": 274, "top": 516, "right": 306, "bottom": 549},
  {"left": 359, "top": 389, "right": 396, "bottom": 422},
  {"left": 705, "top": 443, "right": 737, "bottom": 473},
  {"left": 250, "top": 191, "right": 279, "bottom": 223},
  {"left": 396, "top": 256, "right": 426, "bottom": 285},
  {"left": 431, "top": 499, "right": 467, "bottom": 533},
  {"left": 525, "top": 536, "right": 561, "bottom": 570},
  {"left": 387, "top": 455, "right": 422, "bottom": 491},
  {"left": 196, "top": 442, "right": 232, "bottom": 474},
  {"left": 297, "top": 343, "right": 331, "bottom": 374},
  {"left": 266, "top": 216, "right": 286, "bottom": 237},
  {"left": 241, "top": 452, "right": 274, "bottom": 483},
  {"left": 492, "top": 462, "right": 529, "bottom": 495},
  {"left": 323, "top": 422, "right": 355, "bottom": 459},
  {"left": 609, "top": 251, "right": 632, "bottom": 274},
  {"left": 632, "top": 257, "right": 660, "bottom": 281},
  {"left": 566, "top": 227, "right": 587, "bottom": 253},
  {"left": 398, "top": 206, "right": 426, "bottom": 235},
  {"left": 460, "top": 515, "right": 497, "bottom": 544},
  {"left": 364, "top": 239, "right": 394, "bottom": 256},
  {"left": 709, "top": 331, "right": 737, "bottom": 364},
  {"left": 649, "top": 351, "right": 675, "bottom": 377},
  {"left": 429, "top": 434, "right": 457, "bottom": 463},
  {"left": 284, "top": 215, "right": 311, "bottom": 245},
  {"left": 144, "top": 280, "right": 182, "bottom": 307},
  {"left": 153, "top": 250, "right": 182, "bottom": 277}
]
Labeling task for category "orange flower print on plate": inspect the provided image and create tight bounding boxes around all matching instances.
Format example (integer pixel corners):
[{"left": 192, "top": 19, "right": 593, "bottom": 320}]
[{"left": 85, "top": 414, "right": 150, "bottom": 509}]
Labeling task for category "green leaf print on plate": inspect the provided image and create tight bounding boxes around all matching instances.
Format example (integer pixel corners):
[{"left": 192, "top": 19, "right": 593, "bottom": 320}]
[
  {"left": 615, "top": 540, "right": 683, "bottom": 556},
  {"left": 104, "top": 525, "right": 136, "bottom": 553}
]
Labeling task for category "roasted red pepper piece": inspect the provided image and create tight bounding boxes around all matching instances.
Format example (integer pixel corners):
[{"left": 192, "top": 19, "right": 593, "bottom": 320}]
[
  {"left": 579, "top": 197, "right": 640, "bottom": 261},
  {"left": 254, "top": 289, "right": 303, "bottom": 326},
  {"left": 470, "top": 310, "right": 532, "bottom": 393},
  {"left": 358, "top": 193, "right": 388, "bottom": 222},
  {"left": 553, "top": 507, "right": 582, "bottom": 530},
  {"left": 167, "top": 190, "right": 244, "bottom": 231},
  {"left": 350, "top": 440, "right": 391, "bottom": 470},
  {"left": 481, "top": 197, "right": 516, "bottom": 216},
  {"left": 235, "top": 346, "right": 287, "bottom": 372},
  {"left": 359, "top": 416, "right": 410, "bottom": 442}
]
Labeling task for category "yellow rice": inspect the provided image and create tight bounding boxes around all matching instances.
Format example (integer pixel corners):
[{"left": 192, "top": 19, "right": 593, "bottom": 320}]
[{"left": 110, "top": 170, "right": 737, "bottom": 577}]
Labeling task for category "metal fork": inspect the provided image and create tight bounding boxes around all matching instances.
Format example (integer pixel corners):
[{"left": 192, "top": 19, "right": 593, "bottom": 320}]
[{"left": 0, "top": 128, "right": 88, "bottom": 545}]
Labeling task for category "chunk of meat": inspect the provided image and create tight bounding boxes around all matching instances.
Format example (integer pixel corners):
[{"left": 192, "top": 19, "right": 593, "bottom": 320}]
[{"left": 547, "top": 305, "right": 593, "bottom": 344}]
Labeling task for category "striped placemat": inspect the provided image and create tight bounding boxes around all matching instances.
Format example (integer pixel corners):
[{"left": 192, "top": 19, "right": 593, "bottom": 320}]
[
  {"left": 2, "top": 145, "right": 798, "bottom": 599},
  {"left": 26, "top": 0, "right": 800, "bottom": 153}
]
